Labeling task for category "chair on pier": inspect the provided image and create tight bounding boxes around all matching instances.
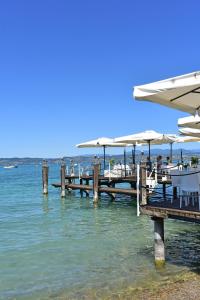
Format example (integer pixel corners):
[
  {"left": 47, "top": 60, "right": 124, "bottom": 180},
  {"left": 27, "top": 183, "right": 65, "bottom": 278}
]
[{"left": 179, "top": 173, "right": 200, "bottom": 210}]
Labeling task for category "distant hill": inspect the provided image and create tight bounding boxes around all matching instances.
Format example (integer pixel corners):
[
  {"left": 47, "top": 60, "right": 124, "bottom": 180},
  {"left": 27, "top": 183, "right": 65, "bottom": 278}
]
[{"left": 0, "top": 148, "right": 200, "bottom": 166}]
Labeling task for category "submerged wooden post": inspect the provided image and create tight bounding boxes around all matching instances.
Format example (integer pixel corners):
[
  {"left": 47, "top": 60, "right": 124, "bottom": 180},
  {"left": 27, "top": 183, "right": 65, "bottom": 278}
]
[
  {"left": 153, "top": 217, "right": 165, "bottom": 267},
  {"left": 60, "top": 160, "right": 66, "bottom": 198},
  {"left": 139, "top": 162, "right": 147, "bottom": 205},
  {"left": 42, "top": 160, "right": 49, "bottom": 195},
  {"left": 93, "top": 164, "right": 99, "bottom": 203}
]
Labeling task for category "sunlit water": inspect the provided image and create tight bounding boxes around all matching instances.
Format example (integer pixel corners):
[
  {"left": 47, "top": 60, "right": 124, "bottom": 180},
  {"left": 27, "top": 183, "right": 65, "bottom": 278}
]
[{"left": 1, "top": 164, "right": 200, "bottom": 299}]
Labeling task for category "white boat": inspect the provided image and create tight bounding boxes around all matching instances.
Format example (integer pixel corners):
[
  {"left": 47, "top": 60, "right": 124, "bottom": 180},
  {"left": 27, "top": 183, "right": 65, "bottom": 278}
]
[{"left": 3, "top": 165, "right": 18, "bottom": 169}]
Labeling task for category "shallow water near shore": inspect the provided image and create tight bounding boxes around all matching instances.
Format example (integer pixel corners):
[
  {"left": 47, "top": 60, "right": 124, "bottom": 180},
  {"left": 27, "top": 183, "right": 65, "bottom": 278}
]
[{"left": 1, "top": 164, "right": 200, "bottom": 299}]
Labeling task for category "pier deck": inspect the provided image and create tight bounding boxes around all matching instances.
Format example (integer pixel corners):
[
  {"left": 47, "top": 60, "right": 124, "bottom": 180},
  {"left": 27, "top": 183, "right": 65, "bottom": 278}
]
[
  {"left": 52, "top": 165, "right": 172, "bottom": 201},
  {"left": 141, "top": 205, "right": 200, "bottom": 221}
]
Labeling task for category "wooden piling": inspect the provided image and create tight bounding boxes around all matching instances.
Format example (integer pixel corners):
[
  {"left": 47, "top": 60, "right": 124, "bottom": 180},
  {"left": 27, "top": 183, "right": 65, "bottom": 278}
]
[
  {"left": 108, "top": 181, "right": 116, "bottom": 200},
  {"left": 153, "top": 217, "right": 165, "bottom": 267},
  {"left": 80, "top": 178, "right": 83, "bottom": 197},
  {"left": 139, "top": 162, "right": 147, "bottom": 205},
  {"left": 42, "top": 160, "right": 49, "bottom": 195},
  {"left": 61, "top": 161, "right": 66, "bottom": 197},
  {"left": 93, "top": 164, "right": 99, "bottom": 203}
]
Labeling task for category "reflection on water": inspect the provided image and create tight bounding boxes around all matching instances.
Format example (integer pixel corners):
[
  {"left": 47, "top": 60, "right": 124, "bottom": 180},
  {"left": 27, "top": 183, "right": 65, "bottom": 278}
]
[{"left": 0, "top": 164, "right": 200, "bottom": 299}]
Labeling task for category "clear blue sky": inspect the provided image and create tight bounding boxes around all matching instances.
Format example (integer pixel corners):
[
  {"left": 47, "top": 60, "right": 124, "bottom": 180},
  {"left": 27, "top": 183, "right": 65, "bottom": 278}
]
[{"left": 1, "top": 0, "right": 200, "bottom": 157}]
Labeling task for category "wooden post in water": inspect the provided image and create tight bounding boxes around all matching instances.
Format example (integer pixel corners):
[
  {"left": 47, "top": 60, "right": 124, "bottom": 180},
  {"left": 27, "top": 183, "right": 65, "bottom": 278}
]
[
  {"left": 80, "top": 178, "right": 83, "bottom": 197},
  {"left": 42, "top": 160, "right": 49, "bottom": 195},
  {"left": 93, "top": 164, "right": 99, "bottom": 203},
  {"left": 60, "top": 160, "right": 66, "bottom": 198},
  {"left": 152, "top": 217, "right": 165, "bottom": 267},
  {"left": 139, "top": 162, "right": 147, "bottom": 205}
]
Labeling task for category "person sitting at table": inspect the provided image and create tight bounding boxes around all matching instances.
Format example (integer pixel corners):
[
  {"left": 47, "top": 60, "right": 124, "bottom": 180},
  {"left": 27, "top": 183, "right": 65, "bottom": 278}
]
[
  {"left": 157, "top": 155, "right": 162, "bottom": 170},
  {"left": 146, "top": 156, "right": 152, "bottom": 171},
  {"left": 166, "top": 156, "right": 170, "bottom": 165}
]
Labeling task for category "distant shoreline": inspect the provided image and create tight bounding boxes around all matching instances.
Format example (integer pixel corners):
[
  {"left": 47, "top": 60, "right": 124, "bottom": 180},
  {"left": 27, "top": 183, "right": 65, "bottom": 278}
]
[{"left": 1, "top": 149, "right": 200, "bottom": 165}]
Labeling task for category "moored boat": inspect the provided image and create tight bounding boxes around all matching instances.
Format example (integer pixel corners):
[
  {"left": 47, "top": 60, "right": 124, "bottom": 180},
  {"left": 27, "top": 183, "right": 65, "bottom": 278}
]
[{"left": 3, "top": 165, "right": 18, "bottom": 169}]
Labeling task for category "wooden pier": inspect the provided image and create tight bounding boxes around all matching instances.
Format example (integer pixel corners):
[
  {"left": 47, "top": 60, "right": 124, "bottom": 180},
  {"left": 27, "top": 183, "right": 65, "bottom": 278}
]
[
  {"left": 50, "top": 161, "right": 173, "bottom": 204},
  {"left": 141, "top": 205, "right": 200, "bottom": 221},
  {"left": 44, "top": 160, "right": 200, "bottom": 267},
  {"left": 52, "top": 164, "right": 139, "bottom": 200}
]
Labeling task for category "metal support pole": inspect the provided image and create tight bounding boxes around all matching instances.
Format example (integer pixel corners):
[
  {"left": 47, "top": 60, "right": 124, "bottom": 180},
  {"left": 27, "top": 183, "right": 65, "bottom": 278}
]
[
  {"left": 132, "top": 144, "right": 136, "bottom": 165},
  {"left": 181, "top": 149, "right": 183, "bottom": 164},
  {"left": 148, "top": 140, "right": 151, "bottom": 162},
  {"left": 124, "top": 148, "right": 127, "bottom": 177},
  {"left": 146, "top": 140, "right": 152, "bottom": 171},
  {"left": 103, "top": 145, "right": 106, "bottom": 171},
  {"left": 170, "top": 142, "right": 173, "bottom": 163},
  {"left": 136, "top": 164, "right": 140, "bottom": 216}
]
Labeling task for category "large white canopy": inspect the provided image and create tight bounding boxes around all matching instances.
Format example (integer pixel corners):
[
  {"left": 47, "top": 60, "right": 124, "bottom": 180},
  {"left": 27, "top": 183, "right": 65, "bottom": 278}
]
[
  {"left": 179, "top": 127, "right": 200, "bottom": 139},
  {"left": 134, "top": 71, "right": 200, "bottom": 114},
  {"left": 76, "top": 137, "right": 128, "bottom": 148},
  {"left": 178, "top": 114, "right": 200, "bottom": 129},
  {"left": 114, "top": 130, "right": 176, "bottom": 145}
]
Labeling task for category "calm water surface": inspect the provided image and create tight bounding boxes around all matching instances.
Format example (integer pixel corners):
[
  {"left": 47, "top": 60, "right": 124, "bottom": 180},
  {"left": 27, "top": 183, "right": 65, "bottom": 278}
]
[{"left": 1, "top": 164, "right": 200, "bottom": 299}]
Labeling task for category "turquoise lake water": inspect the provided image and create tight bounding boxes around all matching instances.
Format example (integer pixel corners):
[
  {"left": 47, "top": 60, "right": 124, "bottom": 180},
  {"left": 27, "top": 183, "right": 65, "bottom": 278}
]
[{"left": 1, "top": 164, "right": 200, "bottom": 299}]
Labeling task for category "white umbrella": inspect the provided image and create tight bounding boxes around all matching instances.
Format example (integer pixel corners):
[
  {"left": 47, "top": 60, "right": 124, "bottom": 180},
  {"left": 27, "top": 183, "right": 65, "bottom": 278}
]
[
  {"left": 134, "top": 71, "right": 200, "bottom": 114},
  {"left": 76, "top": 137, "right": 128, "bottom": 170},
  {"left": 170, "top": 135, "right": 200, "bottom": 162},
  {"left": 179, "top": 128, "right": 200, "bottom": 138},
  {"left": 178, "top": 114, "right": 200, "bottom": 129},
  {"left": 114, "top": 130, "right": 176, "bottom": 163}
]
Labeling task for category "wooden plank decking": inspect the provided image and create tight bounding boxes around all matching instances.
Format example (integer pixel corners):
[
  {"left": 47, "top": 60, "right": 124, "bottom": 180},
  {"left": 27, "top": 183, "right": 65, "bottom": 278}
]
[
  {"left": 52, "top": 183, "right": 93, "bottom": 190},
  {"left": 52, "top": 182, "right": 137, "bottom": 196},
  {"left": 141, "top": 205, "right": 200, "bottom": 221}
]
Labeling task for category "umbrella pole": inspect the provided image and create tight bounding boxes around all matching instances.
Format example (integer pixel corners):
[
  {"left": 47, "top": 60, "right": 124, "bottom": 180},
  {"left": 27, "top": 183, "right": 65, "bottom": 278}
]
[
  {"left": 170, "top": 142, "right": 173, "bottom": 163},
  {"left": 148, "top": 140, "right": 151, "bottom": 171},
  {"left": 132, "top": 144, "right": 136, "bottom": 165},
  {"left": 103, "top": 145, "right": 106, "bottom": 171},
  {"left": 148, "top": 140, "right": 151, "bottom": 161},
  {"left": 124, "top": 148, "right": 127, "bottom": 177},
  {"left": 181, "top": 149, "right": 183, "bottom": 164}
]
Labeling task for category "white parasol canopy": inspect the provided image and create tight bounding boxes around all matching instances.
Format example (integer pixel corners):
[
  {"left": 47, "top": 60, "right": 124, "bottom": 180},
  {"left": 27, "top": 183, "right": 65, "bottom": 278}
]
[
  {"left": 178, "top": 114, "right": 200, "bottom": 129},
  {"left": 114, "top": 130, "right": 176, "bottom": 145},
  {"left": 76, "top": 137, "right": 129, "bottom": 170},
  {"left": 114, "top": 130, "right": 177, "bottom": 162},
  {"left": 179, "top": 127, "right": 200, "bottom": 139},
  {"left": 134, "top": 71, "right": 200, "bottom": 114},
  {"left": 76, "top": 137, "right": 127, "bottom": 148}
]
